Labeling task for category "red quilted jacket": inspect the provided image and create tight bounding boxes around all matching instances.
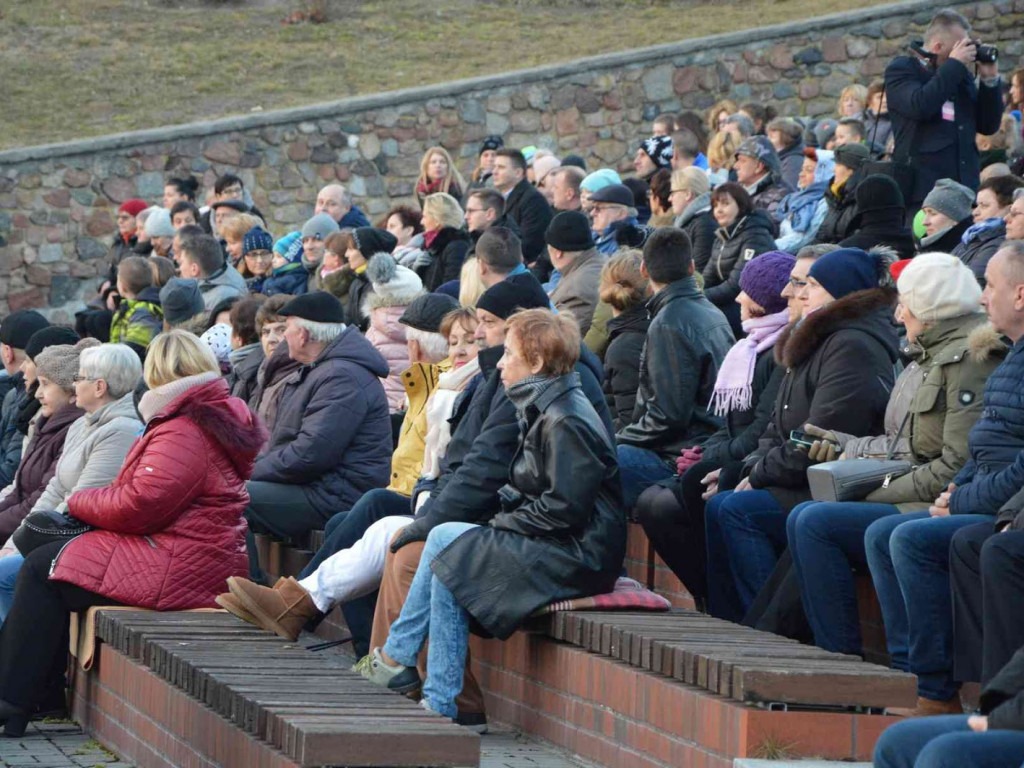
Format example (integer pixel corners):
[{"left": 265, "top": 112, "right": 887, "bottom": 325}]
[{"left": 53, "top": 378, "right": 267, "bottom": 610}]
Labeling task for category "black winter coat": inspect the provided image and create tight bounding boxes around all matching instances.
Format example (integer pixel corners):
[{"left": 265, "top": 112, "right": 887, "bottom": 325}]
[
  {"left": 917, "top": 217, "right": 971, "bottom": 255},
  {"left": 953, "top": 222, "right": 1005, "bottom": 287},
  {"left": 749, "top": 175, "right": 793, "bottom": 220},
  {"left": 410, "top": 342, "right": 614, "bottom": 539},
  {"left": 107, "top": 234, "right": 138, "bottom": 286},
  {"left": 251, "top": 328, "right": 391, "bottom": 515},
  {"left": 431, "top": 373, "right": 625, "bottom": 639},
  {"left": 499, "top": 179, "right": 554, "bottom": 272},
  {"left": 777, "top": 141, "right": 805, "bottom": 190},
  {"left": 421, "top": 227, "right": 472, "bottom": 293},
  {"left": 813, "top": 175, "right": 861, "bottom": 245},
  {"left": 747, "top": 287, "right": 899, "bottom": 510},
  {"left": 346, "top": 271, "right": 374, "bottom": 332},
  {"left": 229, "top": 344, "right": 265, "bottom": 404},
  {"left": 617, "top": 277, "right": 734, "bottom": 459},
  {"left": 885, "top": 55, "right": 1003, "bottom": 205},
  {"left": 602, "top": 304, "right": 650, "bottom": 431},
  {"left": 980, "top": 645, "right": 1024, "bottom": 730},
  {"left": 0, "top": 375, "right": 26, "bottom": 489},
  {"left": 701, "top": 349, "right": 784, "bottom": 467},
  {"left": 839, "top": 208, "right": 916, "bottom": 260},
  {"left": 675, "top": 194, "right": 716, "bottom": 274},
  {"left": 704, "top": 210, "right": 777, "bottom": 309}
]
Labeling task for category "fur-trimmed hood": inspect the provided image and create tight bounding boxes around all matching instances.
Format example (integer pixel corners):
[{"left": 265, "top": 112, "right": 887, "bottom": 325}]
[
  {"left": 776, "top": 286, "right": 899, "bottom": 369},
  {"left": 967, "top": 322, "right": 1010, "bottom": 363}
]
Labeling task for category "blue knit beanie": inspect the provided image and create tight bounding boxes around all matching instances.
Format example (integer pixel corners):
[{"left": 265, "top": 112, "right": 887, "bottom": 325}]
[
  {"left": 273, "top": 231, "right": 304, "bottom": 265},
  {"left": 807, "top": 247, "right": 878, "bottom": 300},
  {"left": 242, "top": 226, "right": 273, "bottom": 255}
]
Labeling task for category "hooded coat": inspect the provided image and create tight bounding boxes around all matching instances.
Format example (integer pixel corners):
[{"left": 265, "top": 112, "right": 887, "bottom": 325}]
[
  {"left": 251, "top": 328, "right": 392, "bottom": 515},
  {"left": 420, "top": 227, "right": 473, "bottom": 293},
  {"left": 703, "top": 210, "right": 778, "bottom": 310},
  {"left": 56, "top": 379, "right": 266, "bottom": 610},
  {"left": 364, "top": 254, "right": 425, "bottom": 411},
  {"left": 814, "top": 172, "right": 863, "bottom": 246},
  {"left": 616, "top": 277, "right": 735, "bottom": 459},
  {"left": 430, "top": 373, "right": 625, "bottom": 639},
  {"left": 248, "top": 342, "right": 302, "bottom": 436},
  {"left": 602, "top": 304, "right": 650, "bottom": 431},
  {"left": 840, "top": 207, "right": 916, "bottom": 260},
  {"left": 953, "top": 220, "right": 1006, "bottom": 287},
  {"left": 674, "top": 193, "right": 716, "bottom": 274},
  {"left": 548, "top": 248, "right": 605, "bottom": 337},
  {"left": 777, "top": 140, "right": 806, "bottom": 190},
  {"left": 109, "top": 286, "right": 163, "bottom": 348},
  {"left": 198, "top": 263, "right": 247, "bottom": 310},
  {"left": 228, "top": 343, "right": 265, "bottom": 404},
  {"left": 747, "top": 287, "right": 900, "bottom": 511},
  {"left": 0, "top": 403, "right": 84, "bottom": 542}
]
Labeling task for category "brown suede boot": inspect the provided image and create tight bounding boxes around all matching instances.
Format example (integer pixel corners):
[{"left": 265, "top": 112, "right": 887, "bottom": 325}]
[
  {"left": 227, "top": 576, "right": 320, "bottom": 641},
  {"left": 888, "top": 695, "right": 963, "bottom": 718},
  {"left": 217, "top": 577, "right": 289, "bottom": 625}
]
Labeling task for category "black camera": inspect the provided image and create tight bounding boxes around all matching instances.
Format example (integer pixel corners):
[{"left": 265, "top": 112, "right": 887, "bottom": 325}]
[{"left": 972, "top": 40, "right": 999, "bottom": 64}]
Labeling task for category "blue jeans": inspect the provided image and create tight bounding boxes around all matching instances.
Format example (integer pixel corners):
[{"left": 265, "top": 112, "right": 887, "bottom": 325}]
[
  {"left": 616, "top": 445, "right": 674, "bottom": 510},
  {"left": 787, "top": 501, "right": 900, "bottom": 655},
  {"left": 874, "top": 714, "right": 1024, "bottom": 768},
  {"left": 0, "top": 553, "right": 24, "bottom": 623},
  {"left": 705, "top": 490, "right": 787, "bottom": 622},
  {"left": 383, "top": 521, "right": 479, "bottom": 719},
  {"left": 865, "top": 512, "right": 993, "bottom": 701}
]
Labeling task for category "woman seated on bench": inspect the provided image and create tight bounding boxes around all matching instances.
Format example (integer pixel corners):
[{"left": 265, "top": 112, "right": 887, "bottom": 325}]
[
  {"left": 0, "top": 330, "right": 265, "bottom": 737},
  {"left": 362, "top": 309, "right": 626, "bottom": 720}
]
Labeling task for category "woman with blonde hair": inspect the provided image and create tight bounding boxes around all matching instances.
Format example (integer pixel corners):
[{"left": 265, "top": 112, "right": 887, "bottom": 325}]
[
  {"left": 707, "top": 131, "right": 738, "bottom": 187},
  {"left": 0, "top": 330, "right": 265, "bottom": 736},
  {"left": 670, "top": 166, "right": 716, "bottom": 272},
  {"left": 220, "top": 213, "right": 264, "bottom": 271},
  {"left": 599, "top": 250, "right": 650, "bottom": 429},
  {"left": 420, "top": 193, "right": 472, "bottom": 292},
  {"left": 415, "top": 147, "right": 465, "bottom": 209},
  {"left": 706, "top": 98, "right": 739, "bottom": 135},
  {"left": 837, "top": 84, "right": 868, "bottom": 119},
  {"left": 458, "top": 257, "right": 486, "bottom": 308}
]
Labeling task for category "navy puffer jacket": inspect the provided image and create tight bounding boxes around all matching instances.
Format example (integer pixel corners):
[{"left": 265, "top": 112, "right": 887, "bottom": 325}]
[{"left": 950, "top": 337, "right": 1024, "bottom": 516}]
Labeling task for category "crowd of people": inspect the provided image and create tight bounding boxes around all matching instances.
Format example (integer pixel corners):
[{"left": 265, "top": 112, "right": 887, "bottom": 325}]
[{"left": 0, "top": 8, "right": 1024, "bottom": 766}]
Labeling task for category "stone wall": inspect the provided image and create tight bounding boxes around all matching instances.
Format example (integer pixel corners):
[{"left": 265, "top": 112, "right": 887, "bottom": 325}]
[{"left": 0, "top": 0, "right": 1021, "bottom": 318}]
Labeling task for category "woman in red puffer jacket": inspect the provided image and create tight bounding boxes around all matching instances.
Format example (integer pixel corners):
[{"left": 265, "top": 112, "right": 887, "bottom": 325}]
[{"left": 0, "top": 329, "right": 266, "bottom": 736}]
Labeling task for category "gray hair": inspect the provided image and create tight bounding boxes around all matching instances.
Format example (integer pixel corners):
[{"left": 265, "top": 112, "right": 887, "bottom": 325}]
[
  {"left": 79, "top": 344, "right": 143, "bottom": 400},
  {"left": 1012, "top": 187, "right": 1024, "bottom": 203},
  {"left": 405, "top": 327, "right": 449, "bottom": 363},
  {"left": 795, "top": 243, "right": 840, "bottom": 261},
  {"left": 296, "top": 318, "right": 346, "bottom": 343},
  {"left": 926, "top": 9, "right": 970, "bottom": 44},
  {"left": 724, "top": 113, "right": 754, "bottom": 139}
]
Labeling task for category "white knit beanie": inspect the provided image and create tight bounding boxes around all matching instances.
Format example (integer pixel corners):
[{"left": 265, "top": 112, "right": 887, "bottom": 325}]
[{"left": 897, "top": 252, "right": 982, "bottom": 323}]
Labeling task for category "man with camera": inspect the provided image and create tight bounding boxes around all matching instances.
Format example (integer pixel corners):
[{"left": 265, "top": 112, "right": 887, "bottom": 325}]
[{"left": 885, "top": 8, "right": 1003, "bottom": 211}]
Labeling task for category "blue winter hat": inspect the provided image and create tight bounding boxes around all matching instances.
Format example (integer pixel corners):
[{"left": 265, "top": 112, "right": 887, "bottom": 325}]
[
  {"left": 242, "top": 226, "right": 273, "bottom": 255},
  {"left": 807, "top": 247, "right": 879, "bottom": 300},
  {"left": 580, "top": 168, "right": 622, "bottom": 193},
  {"left": 273, "top": 231, "right": 304, "bottom": 265}
]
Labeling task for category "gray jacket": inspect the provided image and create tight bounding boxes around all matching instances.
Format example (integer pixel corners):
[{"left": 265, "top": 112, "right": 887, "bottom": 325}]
[
  {"left": 199, "top": 263, "right": 247, "bottom": 310},
  {"left": 549, "top": 249, "right": 606, "bottom": 337},
  {"left": 32, "top": 394, "right": 142, "bottom": 514}
]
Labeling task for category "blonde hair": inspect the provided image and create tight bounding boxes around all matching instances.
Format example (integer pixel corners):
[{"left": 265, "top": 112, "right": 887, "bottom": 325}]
[
  {"left": 144, "top": 329, "right": 221, "bottom": 388},
  {"left": 219, "top": 213, "right": 263, "bottom": 243},
  {"left": 706, "top": 99, "right": 738, "bottom": 134},
  {"left": 837, "top": 84, "right": 868, "bottom": 117},
  {"left": 599, "top": 249, "right": 648, "bottom": 312},
  {"left": 707, "top": 131, "right": 738, "bottom": 171},
  {"left": 422, "top": 193, "right": 465, "bottom": 230},
  {"left": 671, "top": 166, "right": 710, "bottom": 197},
  {"left": 458, "top": 256, "right": 486, "bottom": 308},
  {"left": 418, "top": 147, "right": 466, "bottom": 196}
]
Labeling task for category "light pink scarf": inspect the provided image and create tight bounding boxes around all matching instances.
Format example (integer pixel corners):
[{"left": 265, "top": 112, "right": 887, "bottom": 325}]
[{"left": 710, "top": 310, "right": 790, "bottom": 417}]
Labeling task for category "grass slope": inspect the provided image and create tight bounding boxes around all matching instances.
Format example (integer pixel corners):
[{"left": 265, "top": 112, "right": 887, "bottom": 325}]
[{"left": 2, "top": 0, "right": 889, "bottom": 150}]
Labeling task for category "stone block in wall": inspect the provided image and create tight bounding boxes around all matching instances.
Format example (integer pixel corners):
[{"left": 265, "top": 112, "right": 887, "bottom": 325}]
[
  {"left": 847, "top": 38, "right": 874, "bottom": 58},
  {"left": 7, "top": 288, "right": 45, "bottom": 312},
  {"left": 673, "top": 66, "right": 700, "bottom": 95},
  {"left": 769, "top": 45, "right": 793, "bottom": 70},
  {"left": 100, "top": 177, "right": 133, "bottom": 204},
  {"left": 641, "top": 65, "right": 674, "bottom": 102},
  {"left": 203, "top": 141, "right": 241, "bottom": 165},
  {"left": 62, "top": 169, "right": 91, "bottom": 188},
  {"left": 822, "top": 36, "right": 847, "bottom": 62},
  {"left": 38, "top": 244, "right": 63, "bottom": 264},
  {"left": 793, "top": 47, "right": 824, "bottom": 66},
  {"left": 25, "top": 264, "right": 51, "bottom": 287}
]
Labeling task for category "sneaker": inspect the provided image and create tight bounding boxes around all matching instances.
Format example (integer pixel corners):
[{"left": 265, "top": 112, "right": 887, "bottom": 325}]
[
  {"left": 354, "top": 648, "right": 421, "bottom": 694},
  {"left": 455, "top": 710, "right": 489, "bottom": 734}
]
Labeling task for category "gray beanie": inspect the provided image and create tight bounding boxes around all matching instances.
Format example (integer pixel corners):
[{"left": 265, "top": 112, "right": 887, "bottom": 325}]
[
  {"left": 922, "top": 179, "right": 976, "bottom": 224},
  {"left": 36, "top": 338, "right": 100, "bottom": 394},
  {"left": 159, "top": 278, "right": 205, "bottom": 327},
  {"left": 301, "top": 213, "right": 340, "bottom": 241},
  {"left": 144, "top": 208, "right": 176, "bottom": 239}
]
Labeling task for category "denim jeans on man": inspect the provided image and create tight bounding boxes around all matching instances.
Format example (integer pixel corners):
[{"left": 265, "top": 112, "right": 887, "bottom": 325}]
[
  {"left": 382, "top": 521, "right": 479, "bottom": 719},
  {"left": 874, "top": 714, "right": 1024, "bottom": 768},
  {"left": 865, "top": 511, "right": 994, "bottom": 700},
  {"left": 704, "top": 489, "right": 787, "bottom": 622},
  {"left": 616, "top": 445, "right": 674, "bottom": 510},
  {"left": 787, "top": 500, "right": 900, "bottom": 655}
]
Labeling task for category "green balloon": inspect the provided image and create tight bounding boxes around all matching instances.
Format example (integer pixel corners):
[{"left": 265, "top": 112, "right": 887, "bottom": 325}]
[{"left": 913, "top": 208, "right": 927, "bottom": 240}]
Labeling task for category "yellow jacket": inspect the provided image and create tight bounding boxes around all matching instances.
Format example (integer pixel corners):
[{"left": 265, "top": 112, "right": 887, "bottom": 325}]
[{"left": 387, "top": 359, "right": 449, "bottom": 496}]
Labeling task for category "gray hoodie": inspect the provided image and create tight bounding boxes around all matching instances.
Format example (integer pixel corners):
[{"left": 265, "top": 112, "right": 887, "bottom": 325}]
[{"left": 200, "top": 263, "right": 248, "bottom": 310}]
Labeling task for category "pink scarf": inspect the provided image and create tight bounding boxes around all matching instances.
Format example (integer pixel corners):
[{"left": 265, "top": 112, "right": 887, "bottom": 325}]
[{"left": 710, "top": 310, "right": 790, "bottom": 417}]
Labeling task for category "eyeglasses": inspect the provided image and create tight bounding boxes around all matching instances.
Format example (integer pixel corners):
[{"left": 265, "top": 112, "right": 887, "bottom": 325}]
[
  {"left": 669, "top": 188, "right": 690, "bottom": 195},
  {"left": 245, "top": 251, "right": 273, "bottom": 261},
  {"left": 72, "top": 374, "right": 97, "bottom": 383},
  {"left": 464, "top": 207, "right": 485, "bottom": 215},
  {"left": 788, "top": 278, "right": 808, "bottom": 288}
]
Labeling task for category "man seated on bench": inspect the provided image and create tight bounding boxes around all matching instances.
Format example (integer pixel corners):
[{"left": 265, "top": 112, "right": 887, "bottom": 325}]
[{"left": 244, "top": 291, "right": 392, "bottom": 584}]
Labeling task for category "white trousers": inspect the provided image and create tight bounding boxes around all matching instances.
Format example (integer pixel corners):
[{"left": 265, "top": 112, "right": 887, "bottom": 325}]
[{"left": 298, "top": 515, "right": 412, "bottom": 613}]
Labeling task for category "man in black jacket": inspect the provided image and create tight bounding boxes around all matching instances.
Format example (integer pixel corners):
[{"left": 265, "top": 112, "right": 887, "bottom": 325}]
[
  {"left": 491, "top": 148, "right": 554, "bottom": 280},
  {"left": 885, "top": 8, "right": 1003, "bottom": 209},
  {"left": 616, "top": 228, "right": 735, "bottom": 508}
]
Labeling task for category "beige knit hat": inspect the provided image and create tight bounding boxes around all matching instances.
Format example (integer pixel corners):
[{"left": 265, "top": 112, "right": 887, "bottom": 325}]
[
  {"left": 35, "top": 338, "right": 101, "bottom": 393},
  {"left": 897, "top": 252, "right": 982, "bottom": 323}
]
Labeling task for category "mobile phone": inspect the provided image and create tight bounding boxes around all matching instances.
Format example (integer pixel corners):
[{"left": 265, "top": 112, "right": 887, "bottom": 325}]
[{"left": 789, "top": 430, "right": 816, "bottom": 448}]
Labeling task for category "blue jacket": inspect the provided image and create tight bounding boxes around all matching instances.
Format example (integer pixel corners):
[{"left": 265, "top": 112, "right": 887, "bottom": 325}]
[
  {"left": 951, "top": 337, "right": 1024, "bottom": 516},
  {"left": 885, "top": 55, "right": 1003, "bottom": 204},
  {"left": 255, "top": 263, "right": 309, "bottom": 297},
  {"left": 338, "top": 205, "right": 371, "bottom": 229}
]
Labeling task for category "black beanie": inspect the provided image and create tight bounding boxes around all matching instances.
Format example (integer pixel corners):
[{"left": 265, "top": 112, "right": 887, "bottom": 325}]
[
  {"left": 855, "top": 174, "right": 905, "bottom": 214},
  {"left": 278, "top": 291, "right": 346, "bottom": 324},
  {"left": 0, "top": 310, "right": 50, "bottom": 351},
  {"left": 476, "top": 273, "right": 551, "bottom": 320},
  {"left": 545, "top": 211, "right": 595, "bottom": 252},
  {"left": 352, "top": 228, "right": 398, "bottom": 259},
  {"left": 25, "top": 326, "right": 80, "bottom": 362}
]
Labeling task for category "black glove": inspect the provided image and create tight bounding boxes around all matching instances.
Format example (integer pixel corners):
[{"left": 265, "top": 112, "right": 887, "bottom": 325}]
[{"left": 389, "top": 518, "right": 432, "bottom": 553}]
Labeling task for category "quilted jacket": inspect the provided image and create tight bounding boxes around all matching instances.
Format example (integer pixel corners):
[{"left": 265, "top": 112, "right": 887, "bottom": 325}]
[{"left": 54, "top": 378, "right": 266, "bottom": 610}]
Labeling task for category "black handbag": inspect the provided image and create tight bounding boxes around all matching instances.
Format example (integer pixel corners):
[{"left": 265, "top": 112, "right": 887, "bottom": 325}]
[{"left": 12, "top": 510, "right": 92, "bottom": 556}]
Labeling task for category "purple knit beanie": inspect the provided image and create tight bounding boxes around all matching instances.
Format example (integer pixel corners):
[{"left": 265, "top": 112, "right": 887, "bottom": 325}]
[{"left": 739, "top": 250, "right": 796, "bottom": 315}]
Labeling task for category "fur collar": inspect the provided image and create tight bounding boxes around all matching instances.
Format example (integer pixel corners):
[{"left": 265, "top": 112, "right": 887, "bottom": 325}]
[
  {"left": 776, "top": 286, "right": 897, "bottom": 369},
  {"left": 967, "top": 323, "right": 1009, "bottom": 363}
]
